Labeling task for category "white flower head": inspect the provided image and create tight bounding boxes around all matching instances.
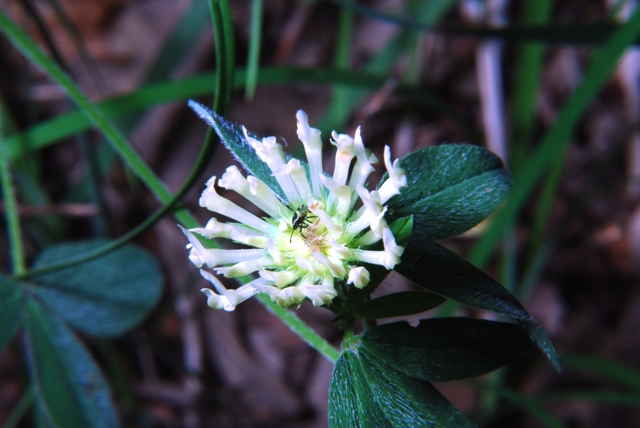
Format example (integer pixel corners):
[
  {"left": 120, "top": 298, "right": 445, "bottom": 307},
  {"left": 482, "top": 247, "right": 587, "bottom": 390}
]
[{"left": 184, "top": 107, "right": 408, "bottom": 310}]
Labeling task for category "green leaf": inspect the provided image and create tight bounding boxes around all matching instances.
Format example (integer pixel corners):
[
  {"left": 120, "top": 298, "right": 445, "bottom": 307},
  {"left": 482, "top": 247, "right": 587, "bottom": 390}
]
[
  {"left": 331, "top": 332, "right": 477, "bottom": 427},
  {"left": 386, "top": 144, "right": 512, "bottom": 240},
  {"left": 187, "top": 100, "right": 285, "bottom": 200},
  {"left": 32, "top": 240, "right": 163, "bottom": 337},
  {"left": 353, "top": 291, "right": 445, "bottom": 319},
  {"left": 346, "top": 351, "right": 393, "bottom": 428},
  {"left": 353, "top": 350, "right": 476, "bottom": 427},
  {"left": 329, "top": 352, "right": 390, "bottom": 428},
  {"left": 361, "top": 318, "right": 533, "bottom": 381},
  {"left": 561, "top": 354, "right": 640, "bottom": 391},
  {"left": 23, "top": 297, "right": 118, "bottom": 428},
  {"left": 328, "top": 354, "right": 358, "bottom": 428},
  {"left": 396, "top": 241, "right": 561, "bottom": 371},
  {"left": 0, "top": 275, "right": 23, "bottom": 351},
  {"left": 388, "top": 215, "right": 413, "bottom": 246}
]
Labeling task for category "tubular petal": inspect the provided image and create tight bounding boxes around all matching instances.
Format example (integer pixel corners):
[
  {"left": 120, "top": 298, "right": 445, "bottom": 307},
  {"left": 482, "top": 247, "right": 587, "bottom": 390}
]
[
  {"left": 297, "top": 110, "right": 323, "bottom": 195},
  {"left": 199, "top": 177, "right": 273, "bottom": 232}
]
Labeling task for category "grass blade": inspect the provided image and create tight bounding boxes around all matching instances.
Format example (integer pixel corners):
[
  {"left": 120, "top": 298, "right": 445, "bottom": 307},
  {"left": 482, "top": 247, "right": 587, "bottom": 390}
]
[
  {"left": 538, "top": 390, "right": 640, "bottom": 406},
  {"left": 474, "top": 381, "right": 567, "bottom": 428},
  {"left": 5, "top": 67, "right": 459, "bottom": 162},
  {"left": 245, "top": 0, "right": 263, "bottom": 101},
  {"left": 321, "top": 4, "right": 354, "bottom": 135},
  {"left": 562, "top": 354, "right": 640, "bottom": 391},
  {"left": 510, "top": 0, "right": 554, "bottom": 172},
  {"left": 317, "top": 0, "right": 456, "bottom": 135},
  {"left": 208, "top": 0, "right": 235, "bottom": 115},
  {"left": 219, "top": 0, "right": 235, "bottom": 110},
  {"left": 0, "top": 101, "right": 25, "bottom": 274},
  {"left": 470, "top": 6, "right": 640, "bottom": 268},
  {"left": 499, "top": 387, "right": 567, "bottom": 428},
  {"left": 144, "top": 1, "right": 211, "bottom": 84}
]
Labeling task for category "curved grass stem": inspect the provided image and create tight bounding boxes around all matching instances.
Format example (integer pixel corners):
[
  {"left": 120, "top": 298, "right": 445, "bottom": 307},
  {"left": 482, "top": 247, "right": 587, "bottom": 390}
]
[{"left": 0, "top": 101, "right": 26, "bottom": 275}]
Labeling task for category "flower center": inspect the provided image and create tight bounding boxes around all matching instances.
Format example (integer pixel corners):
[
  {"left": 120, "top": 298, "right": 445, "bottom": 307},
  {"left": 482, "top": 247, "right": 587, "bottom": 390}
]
[
  {"left": 301, "top": 219, "right": 327, "bottom": 252},
  {"left": 281, "top": 215, "right": 329, "bottom": 257}
]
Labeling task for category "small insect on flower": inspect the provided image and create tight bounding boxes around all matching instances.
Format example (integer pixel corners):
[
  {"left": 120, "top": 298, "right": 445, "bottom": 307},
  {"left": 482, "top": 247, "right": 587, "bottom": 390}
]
[{"left": 290, "top": 205, "right": 317, "bottom": 242}]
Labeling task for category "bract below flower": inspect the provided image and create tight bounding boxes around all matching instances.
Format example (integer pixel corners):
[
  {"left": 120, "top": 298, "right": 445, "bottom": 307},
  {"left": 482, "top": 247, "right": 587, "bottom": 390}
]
[{"left": 183, "top": 106, "right": 407, "bottom": 310}]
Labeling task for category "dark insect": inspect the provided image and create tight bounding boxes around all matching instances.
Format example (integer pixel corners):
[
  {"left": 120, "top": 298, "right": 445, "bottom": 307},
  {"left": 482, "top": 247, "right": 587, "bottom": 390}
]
[{"left": 290, "top": 206, "right": 317, "bottom": 242}]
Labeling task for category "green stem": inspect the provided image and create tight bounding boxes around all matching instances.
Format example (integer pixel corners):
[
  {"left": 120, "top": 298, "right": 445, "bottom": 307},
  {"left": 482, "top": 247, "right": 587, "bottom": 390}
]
[
  {"left": 404, "top": 0, "right": 425, "bottom": 86},
  {"left": 208, "top": 0, "right": 235, "bottom": 115},
  {"left": 362, "top": 318, "right": 377, "bottom": 330},
  {"left": 498, "top": 387, "right": 567, "bottom": 428},
  {"left": 219, "top": 0, "right": 235, "bottom": 114},
  {"left": 510, "top": 0, "right": 553, "bottom": 172},
  {"left": 333, "top": 4, "right": 353, "bottom": 113},
  {"left": 256, "top": 294, "right": 340, "bottom": 363},
  {"left": 78, "top": 132, "right": 109, "bottom": 236},
  {"left": 208, "top": 0, "right": 226, "bottom": 114},
  {"left": 342, "top": 317, "right": 356, "bottom": 345},
  {"left": 314, "top": 4, "right": 354, "bottom": 140},
  {"left": 0, "top": 101, "right": 26, "bottom": 274},
  {"left": 14, "top": 128, "right": 220, "bottom": 280},
  {"left": 472, "top": 380, "right": 566, "bottom": 428},
  {"left": 525, "top": 149, "right": 566, "bottom": 271},
  {"left": 245, "top": 0, "right": 263, "bottom": 101}
]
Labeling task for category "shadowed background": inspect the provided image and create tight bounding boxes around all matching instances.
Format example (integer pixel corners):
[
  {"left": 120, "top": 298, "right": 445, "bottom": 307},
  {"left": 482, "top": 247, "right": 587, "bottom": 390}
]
[{"left": 1, "top": 0, "right": 640, "bottom": 427}]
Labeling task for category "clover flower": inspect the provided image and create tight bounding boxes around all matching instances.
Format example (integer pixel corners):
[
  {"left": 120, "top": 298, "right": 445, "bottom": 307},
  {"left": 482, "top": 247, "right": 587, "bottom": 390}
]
[{"left": 182, "top": 107, "right": 407, "bottom": 311}]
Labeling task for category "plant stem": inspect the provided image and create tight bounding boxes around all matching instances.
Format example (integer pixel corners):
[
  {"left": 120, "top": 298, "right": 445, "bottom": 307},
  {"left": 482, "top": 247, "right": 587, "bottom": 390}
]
[
  {"left": 257, "top": 294, "right": 340, "bottom": 363},
  {"left": 0, "top": 101, "right": 26, "bottom": 275},
  {"left": 245, "top": 0, "right": 263, "bottom": 101}
]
